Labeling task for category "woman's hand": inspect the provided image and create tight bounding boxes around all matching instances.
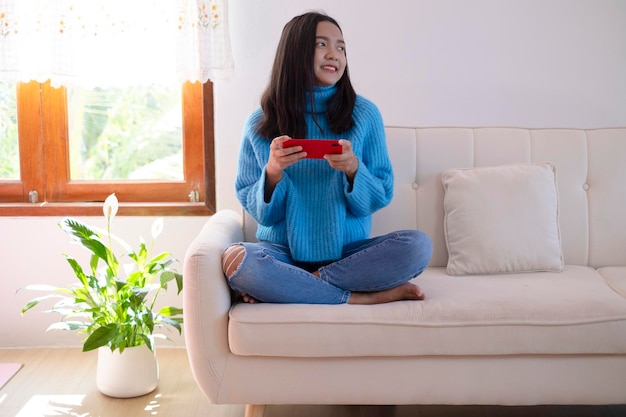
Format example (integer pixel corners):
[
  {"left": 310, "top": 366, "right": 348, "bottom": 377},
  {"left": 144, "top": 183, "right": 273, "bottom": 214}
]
[
  {"left": 325, "top": 139, "right": 359, "bottom": 183},
  {"left": 264, "top": 135, "right": 305, "bottom": 202},
  {"left": 266, "top": 135, "right": 306, "bottom": 183}
]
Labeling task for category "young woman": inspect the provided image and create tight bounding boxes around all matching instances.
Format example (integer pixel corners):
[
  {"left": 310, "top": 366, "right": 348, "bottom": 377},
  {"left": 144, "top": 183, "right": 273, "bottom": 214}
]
[{"left": 222, "top": 12, "right": 432, "bottom": 304}]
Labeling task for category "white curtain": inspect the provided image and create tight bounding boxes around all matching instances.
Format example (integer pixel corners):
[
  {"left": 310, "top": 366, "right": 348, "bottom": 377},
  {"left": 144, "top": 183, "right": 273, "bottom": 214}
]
[{"left": 0, "top": 0, "right": 233, "bottom": 87}]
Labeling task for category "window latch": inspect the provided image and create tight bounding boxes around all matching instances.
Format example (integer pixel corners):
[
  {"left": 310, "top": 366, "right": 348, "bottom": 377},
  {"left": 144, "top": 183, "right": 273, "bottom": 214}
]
[
  {"left": 28, "top": 190, "right": 39, "bottom": 203},
  {"left": 188, "top": 190, "right": 200, "bottom": 202}
]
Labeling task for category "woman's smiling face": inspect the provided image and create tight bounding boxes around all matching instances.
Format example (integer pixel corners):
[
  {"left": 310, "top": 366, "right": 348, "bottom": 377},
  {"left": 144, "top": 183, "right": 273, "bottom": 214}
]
[{"left": 313, "top": 21, "right": 346, "bottom": 86}]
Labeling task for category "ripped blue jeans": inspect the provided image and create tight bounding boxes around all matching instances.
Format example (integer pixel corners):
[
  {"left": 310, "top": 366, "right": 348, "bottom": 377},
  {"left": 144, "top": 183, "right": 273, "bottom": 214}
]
[{"left": 224, "top": 230, "right": 432, "bottom": 304}]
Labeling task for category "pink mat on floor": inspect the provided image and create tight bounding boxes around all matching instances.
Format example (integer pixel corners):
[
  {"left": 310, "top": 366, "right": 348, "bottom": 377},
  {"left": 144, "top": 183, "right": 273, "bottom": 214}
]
[{"left": 0, "top": 363, "right": 23, "bottom": 389}]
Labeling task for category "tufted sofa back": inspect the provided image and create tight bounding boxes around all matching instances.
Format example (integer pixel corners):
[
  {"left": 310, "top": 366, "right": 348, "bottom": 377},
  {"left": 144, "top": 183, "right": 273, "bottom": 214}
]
[{"left": 372, "top": 127, "right": 626, "bottom": 268}]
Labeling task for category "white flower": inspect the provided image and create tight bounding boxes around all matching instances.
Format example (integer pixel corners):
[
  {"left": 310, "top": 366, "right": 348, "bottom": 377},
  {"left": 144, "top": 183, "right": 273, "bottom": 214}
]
[
  {"left": 151, "top": 218, "right": 164, "bottom": 240},
  {"left": 103, "top": 193, "right": 119, "bottom": 221}
]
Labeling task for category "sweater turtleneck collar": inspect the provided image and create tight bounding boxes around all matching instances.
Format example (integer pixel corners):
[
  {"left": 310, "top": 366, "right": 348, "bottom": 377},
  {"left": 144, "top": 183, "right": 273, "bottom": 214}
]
[{"left": 306, "top": 84, "right": 337, "bottom": 114}]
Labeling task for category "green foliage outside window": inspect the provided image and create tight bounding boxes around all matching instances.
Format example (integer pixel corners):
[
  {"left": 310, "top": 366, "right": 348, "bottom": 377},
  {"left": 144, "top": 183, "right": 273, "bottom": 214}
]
[
  {"left": 68, "top": 84, "right": 184, "bottom": 181},
  {"left": 0, "top": 82, "right": 19, "bottom": 180}
]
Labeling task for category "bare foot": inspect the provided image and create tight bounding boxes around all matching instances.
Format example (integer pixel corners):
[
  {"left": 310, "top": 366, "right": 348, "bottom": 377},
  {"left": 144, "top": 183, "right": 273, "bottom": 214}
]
[
  {"left": 240, "top": 292, "right": 261, "bottom": 304},
  {"left": 348, "top": 282, "right": 425, "bottom": 305}
]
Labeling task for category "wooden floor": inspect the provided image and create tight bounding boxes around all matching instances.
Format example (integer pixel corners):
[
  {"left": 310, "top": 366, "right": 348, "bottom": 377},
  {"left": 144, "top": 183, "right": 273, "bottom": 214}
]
[{"left": 0, "top": 348, "right": 625, "bottom": 417}]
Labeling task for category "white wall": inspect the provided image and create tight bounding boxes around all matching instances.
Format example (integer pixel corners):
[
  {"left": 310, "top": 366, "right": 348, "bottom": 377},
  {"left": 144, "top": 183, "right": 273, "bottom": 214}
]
[
  {"left": 2, "top": 0, "right": 625, "bottom": 348},
  {"left": 215, "top": 0, "right": 626, "bottom": 210}
]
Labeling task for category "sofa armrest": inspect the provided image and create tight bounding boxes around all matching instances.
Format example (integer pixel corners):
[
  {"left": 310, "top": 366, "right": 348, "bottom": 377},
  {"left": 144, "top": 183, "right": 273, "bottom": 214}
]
[{"left": 183, "top": 209, "right": 244, "bottom": 403}]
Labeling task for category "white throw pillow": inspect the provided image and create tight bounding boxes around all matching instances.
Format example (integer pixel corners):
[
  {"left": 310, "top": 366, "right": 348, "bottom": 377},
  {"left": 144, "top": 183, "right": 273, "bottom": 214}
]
[{"left": 442, "top": 163, "right": 564, "bottom": 275}]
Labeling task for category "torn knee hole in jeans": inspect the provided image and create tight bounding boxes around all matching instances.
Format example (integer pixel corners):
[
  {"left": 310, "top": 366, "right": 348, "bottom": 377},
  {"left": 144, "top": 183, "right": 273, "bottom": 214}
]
[{"left": 222, "top": 244, "right": 246, "bottom": 278}]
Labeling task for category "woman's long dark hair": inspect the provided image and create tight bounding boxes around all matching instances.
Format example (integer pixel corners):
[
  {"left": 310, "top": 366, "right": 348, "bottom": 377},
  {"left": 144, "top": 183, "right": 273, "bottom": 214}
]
[{"left": 257, "top": 12, "right": 356, "bottom": 139}]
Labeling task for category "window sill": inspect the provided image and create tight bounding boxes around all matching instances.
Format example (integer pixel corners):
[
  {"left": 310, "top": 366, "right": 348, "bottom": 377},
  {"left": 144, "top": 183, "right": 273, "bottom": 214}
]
[{"left": 0, "top": 202, "right": 213, "bottom": 216}]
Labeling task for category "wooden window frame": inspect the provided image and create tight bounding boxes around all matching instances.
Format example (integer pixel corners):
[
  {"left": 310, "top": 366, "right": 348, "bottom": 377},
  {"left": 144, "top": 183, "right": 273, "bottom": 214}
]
[{"left": 0, "top": 81, "right": 215, "bottom": 216}]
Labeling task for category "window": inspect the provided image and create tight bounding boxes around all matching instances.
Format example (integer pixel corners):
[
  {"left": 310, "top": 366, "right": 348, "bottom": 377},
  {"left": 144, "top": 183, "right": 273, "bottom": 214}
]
[
  {"left": 0, "top": 80, "right": 215, "bottom": 216},
  {"left": 0, "top": 0, "right": 234, "bottom": 216}
]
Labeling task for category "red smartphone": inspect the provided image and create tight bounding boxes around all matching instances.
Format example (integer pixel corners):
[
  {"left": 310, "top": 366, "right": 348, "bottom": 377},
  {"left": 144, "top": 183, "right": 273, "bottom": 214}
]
[{"left": 283, "top": 139, "right": 342, "bottom": 159}]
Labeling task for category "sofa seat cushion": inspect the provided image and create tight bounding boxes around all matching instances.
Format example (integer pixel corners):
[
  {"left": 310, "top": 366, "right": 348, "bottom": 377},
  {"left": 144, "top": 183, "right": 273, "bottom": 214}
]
[
  {"left": 599, "top": 266, "right": 626, "bottom": 298},
  {"left": 228, "top": 266, "right": 626, "bottom": 358}
]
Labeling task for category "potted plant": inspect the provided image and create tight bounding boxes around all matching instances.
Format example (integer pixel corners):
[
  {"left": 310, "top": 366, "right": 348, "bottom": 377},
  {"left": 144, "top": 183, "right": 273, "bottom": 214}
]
[{"left": 20, "top": 193, "right": 183, "bottom": 398}]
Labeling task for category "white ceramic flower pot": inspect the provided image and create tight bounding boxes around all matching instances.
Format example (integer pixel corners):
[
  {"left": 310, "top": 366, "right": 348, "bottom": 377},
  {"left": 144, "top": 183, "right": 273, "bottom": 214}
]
[{"left": 96, "top": 345, "right": 159, "bottom": 398}]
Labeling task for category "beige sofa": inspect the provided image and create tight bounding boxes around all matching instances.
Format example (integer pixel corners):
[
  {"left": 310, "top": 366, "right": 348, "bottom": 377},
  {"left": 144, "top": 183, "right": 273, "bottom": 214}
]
[{"left": 183, "top": 127, "right": 626, "bottom": 417}]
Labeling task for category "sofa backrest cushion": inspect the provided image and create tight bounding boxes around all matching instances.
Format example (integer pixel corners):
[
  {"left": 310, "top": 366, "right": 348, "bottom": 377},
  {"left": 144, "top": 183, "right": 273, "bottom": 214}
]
[{"left": 372, "top": 127, "right": 626, "bottom": 268}]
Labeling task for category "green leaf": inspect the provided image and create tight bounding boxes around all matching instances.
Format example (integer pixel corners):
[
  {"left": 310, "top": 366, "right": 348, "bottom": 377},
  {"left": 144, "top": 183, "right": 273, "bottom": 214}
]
[
  {"left": 18, "top": 284, "right": 61, "bottom": 292},
  {"left": 47, "top": 321, "right": 88, "bottom": 331},
  {"left": 21, "top": 299, "right": 41, "bottom": 315},
  {"left": 139, "top": 334, "right": 154, "bottom": 351},
  {"left": 129, "top": 241, "right": 148, "bottom": 266},
  {"left": 174, "top": 272, "right": 183, "bottom": 294},
  {"left": 21, "top": 294, "right": 66, "bottom": 315},
  {"left": 156, "top": 316, "right": 182, "bottom": 334},
  {"left": 159, "top": 270, "right": 174, "bottom": 287},
  {"left": 114, "top": 278, "right": 128, "bottom": 292},
  {"left": 131, "top": 287, "right": 150, "bottom": 305},
  {"left": 64, "top": 256, "right": 90, "bottom": 288},
  {"left": 143, "top": 309, "right": 155, "bottom": 333},
  {"left": 46, "top": 308, "right": 84, "bottom": 317},
  {"left": 157, "top": 306, "right": 183, "bottom": 317},
  {"left": 82, "top": 323, "right": 119, "bottom": 352},
  {"left": 90, "top": 254, "right": 100, "bottom": 277},
  {"left": 60, "top": 218, "right": 108, "bottom": 259},
  {"left": 159, "top": 271, "right": 183, "bottom": 294},
  {"left": 147, "top": 251, "right": 169, "bottom": 265},
  {"left": 71, "top": 287, "right": 97, "bottom": 309}
]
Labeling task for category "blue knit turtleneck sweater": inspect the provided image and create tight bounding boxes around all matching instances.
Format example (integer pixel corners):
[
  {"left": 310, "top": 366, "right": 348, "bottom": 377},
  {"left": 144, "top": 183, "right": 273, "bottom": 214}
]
[{"left": 236, "top": 84, "right": 393, "bottom": 262}]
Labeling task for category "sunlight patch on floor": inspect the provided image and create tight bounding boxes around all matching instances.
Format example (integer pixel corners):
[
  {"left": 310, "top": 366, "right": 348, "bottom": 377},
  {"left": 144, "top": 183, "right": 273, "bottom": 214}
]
[
  {"left": 15, "top": 395, "right": 87, "bottom": 417},
  {"left": 12, "top": 392, "right": 168, "bottom": 417},
  {"left": 145, "top": 393, "right": 163, "bottom": 415}
]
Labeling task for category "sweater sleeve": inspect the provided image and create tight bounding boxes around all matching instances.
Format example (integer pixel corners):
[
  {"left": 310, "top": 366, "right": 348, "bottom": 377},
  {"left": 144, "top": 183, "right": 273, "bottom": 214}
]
[
  {"left": 235, "top": 111, "right": 288, "bottom": 226},
  {"left": 343, "top": 98, "right": 394, "bottom": 217}
]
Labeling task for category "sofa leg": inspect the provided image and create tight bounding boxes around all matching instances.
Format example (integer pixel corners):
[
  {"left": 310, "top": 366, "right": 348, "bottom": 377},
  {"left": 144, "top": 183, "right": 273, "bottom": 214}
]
[{"left": 244, "top": 404, "right": 267, "bottom": 417}]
